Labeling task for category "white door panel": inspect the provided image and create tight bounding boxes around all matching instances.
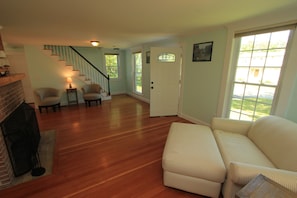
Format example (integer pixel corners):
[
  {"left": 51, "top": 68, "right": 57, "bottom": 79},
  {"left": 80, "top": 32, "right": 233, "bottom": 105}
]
[{"left": 150, "top": 47, "right": 181, "bottom": 117}]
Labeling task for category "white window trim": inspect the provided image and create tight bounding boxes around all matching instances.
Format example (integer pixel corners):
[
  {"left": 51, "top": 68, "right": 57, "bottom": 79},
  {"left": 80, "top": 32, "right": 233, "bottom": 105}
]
[
  {"left": 274, "top": 26, "right": 297, "bottom": 116},
  {"left": 217, "top": 24, "right": 297, "bottom": 118}
]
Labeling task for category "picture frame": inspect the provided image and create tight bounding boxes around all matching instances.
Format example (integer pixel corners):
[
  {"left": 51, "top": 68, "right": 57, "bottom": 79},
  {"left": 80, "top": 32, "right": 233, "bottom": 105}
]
[
  {"left": 146, "top": 51, "right": 150, "bottom": 63},
  {"left": 192, "top": 41, "right": 213, "bottom": 62}
]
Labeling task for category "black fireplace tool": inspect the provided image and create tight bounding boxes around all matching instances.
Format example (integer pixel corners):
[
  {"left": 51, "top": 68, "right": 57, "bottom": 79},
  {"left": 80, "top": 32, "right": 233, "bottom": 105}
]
[{"left": 31, "top": 152, "right": 46, "bottom": 176}]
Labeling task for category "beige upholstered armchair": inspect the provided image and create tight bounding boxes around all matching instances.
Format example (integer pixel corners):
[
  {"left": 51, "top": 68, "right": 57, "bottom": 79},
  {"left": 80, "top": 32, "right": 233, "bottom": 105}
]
[
  {"left": 82, "top": 84, "right": 102, "bottom": 107},
  {"left": 34, "top": 88, "right": 61, "bottom": 113}
]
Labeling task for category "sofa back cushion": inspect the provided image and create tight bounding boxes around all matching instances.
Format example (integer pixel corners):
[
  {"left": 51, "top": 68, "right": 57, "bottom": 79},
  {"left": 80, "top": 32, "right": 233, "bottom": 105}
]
[{"left": 247, "top": 116, "right": 297, "bottom": 171}]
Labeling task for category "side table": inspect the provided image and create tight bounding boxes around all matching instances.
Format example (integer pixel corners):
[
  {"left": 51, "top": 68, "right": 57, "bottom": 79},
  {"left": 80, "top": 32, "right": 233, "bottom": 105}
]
[
  {"left": 236, "top": 174, "right": 296, "bottom": 198},
  {"left": 66, "top": 88, "right": 78, "bottom": 105}
]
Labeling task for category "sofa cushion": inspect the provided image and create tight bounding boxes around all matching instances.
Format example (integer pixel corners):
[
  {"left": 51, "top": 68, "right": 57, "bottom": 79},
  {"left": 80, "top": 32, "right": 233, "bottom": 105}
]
[
  {"left": 214, "top": 130, "right": 275, "bottom": 169},
  {"left": 247, "top": 116, "right": 297, "bottom": 171},
  {"left": 83, "top": 93, "right": 101, "bottom": 100},
  {"left": 40, "top": 96, "right": 60, "bottom": 106}
]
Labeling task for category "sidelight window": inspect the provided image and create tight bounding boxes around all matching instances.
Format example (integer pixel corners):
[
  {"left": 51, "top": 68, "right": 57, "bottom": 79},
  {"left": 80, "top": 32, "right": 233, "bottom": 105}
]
[{"left": 133, "top": 52, "right": 142, "bottom": 94}]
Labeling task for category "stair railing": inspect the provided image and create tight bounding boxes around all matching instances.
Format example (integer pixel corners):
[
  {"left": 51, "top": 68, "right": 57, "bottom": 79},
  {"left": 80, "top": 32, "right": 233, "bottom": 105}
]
[{"left": 44, "top": 45, "right": 110, "bottom": 95}]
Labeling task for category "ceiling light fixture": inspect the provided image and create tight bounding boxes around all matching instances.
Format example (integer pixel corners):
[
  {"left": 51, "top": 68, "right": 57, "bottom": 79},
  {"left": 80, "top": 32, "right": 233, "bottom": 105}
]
[{"left": 90, "top": 41, "right": 100, "bottom": 47}]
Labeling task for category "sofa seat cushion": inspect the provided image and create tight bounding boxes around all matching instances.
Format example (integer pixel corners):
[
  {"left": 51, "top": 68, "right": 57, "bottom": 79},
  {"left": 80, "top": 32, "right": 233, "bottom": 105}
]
[
  {"left": 39, "top": 96, "right": 60, "bottom": 106},
  {"left": 214, "top": 130, "right": 275, "bottom": 169},
  {"left": 163, "top": 123, "right": 226, "bottom": 183},
  {"left": 83, "top": 93, "right": 101, "bottom": 100}
]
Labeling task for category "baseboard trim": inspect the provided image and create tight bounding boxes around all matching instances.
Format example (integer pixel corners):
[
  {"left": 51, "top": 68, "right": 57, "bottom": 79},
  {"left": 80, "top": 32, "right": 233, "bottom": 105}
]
[
  {"left": 178, "top": 113, "right": 210, "bottom": 126},
  {"left": 127, "top": 93, "right": 150, "bottom": 103}
]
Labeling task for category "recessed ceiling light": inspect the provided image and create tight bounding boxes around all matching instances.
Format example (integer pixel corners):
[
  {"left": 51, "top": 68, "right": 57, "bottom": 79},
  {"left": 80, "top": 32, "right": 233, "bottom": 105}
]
[{"left": 90, "top": 41, "right": 100, "bottom": 47}]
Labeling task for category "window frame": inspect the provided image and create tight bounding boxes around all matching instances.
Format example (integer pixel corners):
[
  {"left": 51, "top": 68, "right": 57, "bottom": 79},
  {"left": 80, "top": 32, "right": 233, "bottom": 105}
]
[
  {"left": 104, "top": 53, "right": 120, "bottom": 80},
  {"left": 226, "top": 27, "right": 295, "bottom": 121}
]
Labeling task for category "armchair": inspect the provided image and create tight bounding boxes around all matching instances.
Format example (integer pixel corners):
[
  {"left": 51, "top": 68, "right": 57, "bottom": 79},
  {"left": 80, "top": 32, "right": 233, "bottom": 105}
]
[
  {"left": 34, "top": 88, "right": 61, "bottom": 113},
  {"left": 82, "top": 84, "right": 102, "bottom": 107}
]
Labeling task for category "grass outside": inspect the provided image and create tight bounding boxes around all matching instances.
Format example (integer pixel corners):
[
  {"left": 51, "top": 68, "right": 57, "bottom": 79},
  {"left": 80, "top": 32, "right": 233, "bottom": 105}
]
[{"left": 231, "top": 97, "right": 272, "bottom": 120}]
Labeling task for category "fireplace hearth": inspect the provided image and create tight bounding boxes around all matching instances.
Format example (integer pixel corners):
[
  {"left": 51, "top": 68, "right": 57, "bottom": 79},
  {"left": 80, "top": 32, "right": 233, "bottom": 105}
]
[{"left": 1, "top": 102, "right": 45, "bottom": 177}]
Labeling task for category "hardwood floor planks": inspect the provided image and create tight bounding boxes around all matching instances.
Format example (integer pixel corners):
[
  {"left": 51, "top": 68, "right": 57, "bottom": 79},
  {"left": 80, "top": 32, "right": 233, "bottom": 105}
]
[{"left": 0, "top": 95, "right": 206, "bottom": 198}]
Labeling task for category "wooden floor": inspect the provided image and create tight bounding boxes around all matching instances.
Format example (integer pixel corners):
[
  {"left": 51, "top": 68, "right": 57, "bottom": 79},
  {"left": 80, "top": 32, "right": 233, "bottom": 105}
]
[{"left": 0, "top": 95, "right": 208, "bottom": 198}]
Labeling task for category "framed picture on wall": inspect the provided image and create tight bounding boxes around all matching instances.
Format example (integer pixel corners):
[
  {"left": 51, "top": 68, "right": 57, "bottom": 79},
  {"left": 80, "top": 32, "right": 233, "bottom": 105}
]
[
  {"left": 146, "top": 51, "right": 150, "bottom": 63},
  {"left": 192, "top": 41, "right": 213, "bottom": 62}
]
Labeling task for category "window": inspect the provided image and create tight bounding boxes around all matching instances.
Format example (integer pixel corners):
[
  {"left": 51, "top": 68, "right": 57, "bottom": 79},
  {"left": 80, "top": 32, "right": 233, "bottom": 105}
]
[
  {"left": 157, "top": 53, "right": 176, "bottom": 62},
  {"left": 105, "top": 54, "right": 119, "bottom": 78},
  {"left": 133, "top": 52, "right": 142, "bottom": 94},
  {"left": 229, "top": 28, "right": 293, "bottom": 121}
]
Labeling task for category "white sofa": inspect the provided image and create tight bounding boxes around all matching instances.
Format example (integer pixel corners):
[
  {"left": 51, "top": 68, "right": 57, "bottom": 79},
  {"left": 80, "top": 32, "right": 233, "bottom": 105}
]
[
  {"left": 212, "top": 115, "right": 297, "bottom": 197},
  {"left": 162, "top": 116, "right": 297, "bottom": 198}
]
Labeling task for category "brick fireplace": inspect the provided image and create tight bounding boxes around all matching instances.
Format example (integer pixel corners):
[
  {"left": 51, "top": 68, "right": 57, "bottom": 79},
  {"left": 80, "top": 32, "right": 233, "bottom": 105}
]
[{"left": 0, "top": 74, "right": 25, "bottom": 188}]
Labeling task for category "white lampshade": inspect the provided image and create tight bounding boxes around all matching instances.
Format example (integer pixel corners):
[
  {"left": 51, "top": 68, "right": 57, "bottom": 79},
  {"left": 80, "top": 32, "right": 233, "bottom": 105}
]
[{"left": 67, "top": 77, "right": 72, "bottom": 83}]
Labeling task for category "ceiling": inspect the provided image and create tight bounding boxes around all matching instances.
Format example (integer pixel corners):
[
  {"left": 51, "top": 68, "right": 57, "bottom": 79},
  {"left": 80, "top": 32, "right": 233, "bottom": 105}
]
[{"left": 0, "top": 0, "right": 297, "bottom": 49}]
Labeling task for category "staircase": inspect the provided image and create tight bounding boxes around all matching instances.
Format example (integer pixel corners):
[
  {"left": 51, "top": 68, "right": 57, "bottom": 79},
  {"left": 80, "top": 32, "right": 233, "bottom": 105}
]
[{"left": 44, "top": 45, "right": 110, "bottom": 95}]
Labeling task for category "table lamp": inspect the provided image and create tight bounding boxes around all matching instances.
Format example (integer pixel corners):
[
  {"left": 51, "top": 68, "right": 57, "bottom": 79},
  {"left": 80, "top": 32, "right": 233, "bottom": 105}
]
[{"left": 67, "top": 77, "right": 72, "bottom": 88}]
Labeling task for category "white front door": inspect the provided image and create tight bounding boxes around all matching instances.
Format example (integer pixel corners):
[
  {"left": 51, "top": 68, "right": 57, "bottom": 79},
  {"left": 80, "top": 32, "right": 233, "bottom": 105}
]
[{"left": 150, "top": 47, "right": 182, "bottom": 117}]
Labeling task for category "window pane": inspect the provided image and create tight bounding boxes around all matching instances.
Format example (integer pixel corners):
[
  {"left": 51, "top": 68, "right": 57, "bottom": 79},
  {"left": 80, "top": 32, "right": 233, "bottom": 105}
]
[
  {"left": 242, "top": 99, "right": 256, "bottom": 115},
  {"left": 233, "top": 83, "right": 245, "bottom": 98},
  {"left": 247, "top": 67, "right": 262, "bottom": 84},
  {"left": 238, "top": 51, "right": 252, "bottom": 66},
  {"left": 269, "top": 30, "right": 290, "bottom": 48},
  {"left": 255, "top": 103, "right": 271, "bottom": 119},
  {"left": 158, "top": 53, "right": 176, "bottom": 62},
  {"left": 240, "top": 113, "right": 254, "bottom": 121},
  {"left": 240, "top": 36, "right": 254, "bottom": 51},
  {"left": 251, "top": 50, "right": 267, "bottom": 66},
  {"left": 134, "top": 52, "right": 142, "bottom": 94},
  {"left": 262, "top": 68, "right": 281, "bottom": 85},
  {"left": 235, "top": 68, "right": 249, "bottom": 82},
  {"left": 244, "top": 85, "right": 259, "bottom": 99},
  {"left": 229, "top": 111, "right": 240, "bottom": 120},
  {"left": 231, "top": 98, "right": 242, "bottom": 113},
  {"left": 254, "top": 33, "right": 270, "bottom": 50},
  {"left": 266, "top": 49, "right": 285, "bottom": 66},
  {"left": 258, "top": 86, "right": 275, "bottom": 104}
]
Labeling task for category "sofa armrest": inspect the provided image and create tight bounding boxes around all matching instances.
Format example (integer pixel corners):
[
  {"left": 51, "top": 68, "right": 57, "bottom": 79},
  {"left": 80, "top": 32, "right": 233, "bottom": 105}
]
[
  {"left": 211, "top": 117, "right": 252, "bottom": 135},
  {"left": 229, "top": 162, "right": 297, "bottom": 193}
]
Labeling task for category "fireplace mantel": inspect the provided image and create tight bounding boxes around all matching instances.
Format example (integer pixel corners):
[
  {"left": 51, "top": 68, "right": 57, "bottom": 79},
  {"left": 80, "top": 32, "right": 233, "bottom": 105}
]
[{"left": 0, "top": 73, "right": 25, "bottom": 87}]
